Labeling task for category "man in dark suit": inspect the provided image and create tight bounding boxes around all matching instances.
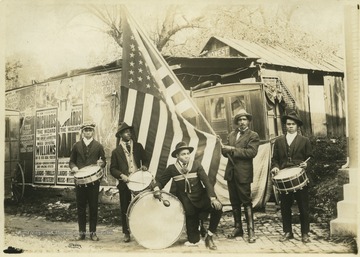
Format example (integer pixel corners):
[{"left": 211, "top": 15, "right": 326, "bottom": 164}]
[
  {"left": 271, "top": 112, "right": 313, "bottom": 243},
  {"left": 222, "top": 109, "right": 260, "bottom": 243},
  {"left": 69, "top": 122, "right": 106, "bottom": 241},
  {"left": 153, "top": 142, "right": 223, "bottom": 250},
  {"left": 110, "top": 122, "right": 149, "bottom": 243}
]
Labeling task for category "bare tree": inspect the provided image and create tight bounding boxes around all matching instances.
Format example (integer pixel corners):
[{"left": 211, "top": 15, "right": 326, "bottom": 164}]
[{"left": 87, "top": 4, "right": 205, "bottom": 52}]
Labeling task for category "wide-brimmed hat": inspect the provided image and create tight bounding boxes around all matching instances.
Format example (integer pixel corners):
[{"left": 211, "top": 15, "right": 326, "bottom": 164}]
[
  {"left": 233, "top": 109, "right": 252, "bottom": 124},
  {"left": 281, "top": 111, "right": 303, "bottom": 126},
  {"left": 81, "top": 122, "right": 95, "bottom": 130},
  {"left": 115, "top": 122, "right": 133, "bottom": 138},
  {"left": 171, "top": 141, "right": 194, "bottom": 158}
]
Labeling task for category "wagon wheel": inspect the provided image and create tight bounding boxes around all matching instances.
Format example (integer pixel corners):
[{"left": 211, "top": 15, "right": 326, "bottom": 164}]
[{"left": 11, "top": 162, "right": 25, "bottom": 203}]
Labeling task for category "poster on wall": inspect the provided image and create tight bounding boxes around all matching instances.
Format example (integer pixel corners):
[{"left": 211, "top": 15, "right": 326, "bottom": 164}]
[
  {"left": 20, "top": 116, "right": 35, "bottom": 153},
  {"left": 57, "top": 105, "right": 82, "bottom": 185},
  {"left": 34, "top": 109, "right": 57, "bottom": 184}
]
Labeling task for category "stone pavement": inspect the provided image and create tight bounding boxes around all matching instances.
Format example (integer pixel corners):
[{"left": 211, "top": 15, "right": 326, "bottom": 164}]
[{"left": 4, "top": 210, "right": 357, "bottom": 254}]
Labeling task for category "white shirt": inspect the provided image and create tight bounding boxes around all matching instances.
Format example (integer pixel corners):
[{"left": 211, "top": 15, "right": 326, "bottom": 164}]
[
  {"left": 120, "top": 139, "right": 138, "bottom": 174},
  {"left": 286, "top": 132, "right": 297, "bottom": 146},
  {"left": 83, "top": 137, "right": 93, "bottom": 146},
  {"left": 236, "top": 127, "right": 248, "bottom": 140}
]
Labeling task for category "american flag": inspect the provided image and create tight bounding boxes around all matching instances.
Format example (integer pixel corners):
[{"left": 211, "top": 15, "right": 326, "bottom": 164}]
[{"left": 120, "top": 7, "right": 221, "bottom": 186}]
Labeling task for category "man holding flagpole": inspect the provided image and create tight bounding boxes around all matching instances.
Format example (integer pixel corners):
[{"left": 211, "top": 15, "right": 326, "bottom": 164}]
[{"left": 222, "top": 109, "right": 260, "bottom": 243}]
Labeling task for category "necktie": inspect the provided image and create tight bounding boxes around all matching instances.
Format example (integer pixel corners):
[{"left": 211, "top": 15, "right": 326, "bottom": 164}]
[
  {"left": 126, "top": 142, "right": 131, "bottom": 153},
  {"left": 236, "top": 129, "right": 243, "bottom": 140}
]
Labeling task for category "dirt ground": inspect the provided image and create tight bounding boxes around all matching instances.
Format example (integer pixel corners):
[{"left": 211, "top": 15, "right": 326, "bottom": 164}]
[
  {"left": 2, "top": 187, "right": 357, "bottom": 254},
  {"left": 4, "top": 210, "right": 357, "bottom": 255}
]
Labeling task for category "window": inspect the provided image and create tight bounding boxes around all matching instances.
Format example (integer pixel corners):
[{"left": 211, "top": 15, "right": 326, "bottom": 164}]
[
  {"left": 210, "top": 97, "right": 226, "bottom": 120},
  {"left": 230, "top": 95, "right": 246, "bottom": 117}
]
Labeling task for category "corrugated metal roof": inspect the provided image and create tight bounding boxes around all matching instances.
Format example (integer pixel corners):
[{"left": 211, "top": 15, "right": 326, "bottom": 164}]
[{"left": 206, "top": 36, "right": 344, "bottom": 73}]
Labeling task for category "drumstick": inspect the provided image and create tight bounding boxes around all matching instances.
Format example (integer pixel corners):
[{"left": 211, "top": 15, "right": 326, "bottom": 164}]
[
  {"left": 128, "top": 180, "right": 147, "bottom": 184},
  {"left": 303, "top": 157, "right": 311, "bottom": 163}
]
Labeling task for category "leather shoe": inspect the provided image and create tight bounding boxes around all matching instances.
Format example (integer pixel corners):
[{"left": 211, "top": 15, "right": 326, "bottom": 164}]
[
  {"left": 279, "top": 232, "right": 294, "bottom": 242},
  {"left": 75, "top": 234, "right": 85, "bottom": 241},
  {"left": 227, "top": 227, "right": 244, "bottom": 239},
  {"left": 124, "top": 233, "right": 131, "bottom": 243},
  {"left": 302, "top": 233, "right": 310, "bottom": 243},
  {"left": 205, "top": 234, "right": 217, "bottom": 250},
  {"left": 90, "top": 234, "right": 99, "bottom": 241},
  {"left": 248, "top": 230, "right": 256, "bottom": 243}
]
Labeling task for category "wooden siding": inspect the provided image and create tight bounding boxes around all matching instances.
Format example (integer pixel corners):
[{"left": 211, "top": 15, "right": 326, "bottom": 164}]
[{"left": 324, "top": 76, "right": 346, "bottom": 136}]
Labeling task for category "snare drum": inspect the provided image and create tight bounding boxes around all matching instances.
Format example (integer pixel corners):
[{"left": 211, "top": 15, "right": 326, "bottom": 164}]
[
  {"left": 127, "top": 171, "right": 153, "bottom": 195},
  {"left": 127, "top": 190, "right": 185, "bottom": 249},
  {"left": 74, "top": 165, "right": 103, "bottom": 186},
  {"left": 272, "top": 167, "right": 309, "bottom": 194}
]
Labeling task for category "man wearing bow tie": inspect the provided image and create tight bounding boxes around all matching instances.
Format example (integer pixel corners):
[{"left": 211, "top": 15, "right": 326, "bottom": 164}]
[{"left": 221, "top": 109, "right": 260, "bottom": 243}]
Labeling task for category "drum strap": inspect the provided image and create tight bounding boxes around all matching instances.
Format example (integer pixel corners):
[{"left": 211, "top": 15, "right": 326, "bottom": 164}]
[{"left": 174, "top": 161, "right": 196, "bottom": 193}]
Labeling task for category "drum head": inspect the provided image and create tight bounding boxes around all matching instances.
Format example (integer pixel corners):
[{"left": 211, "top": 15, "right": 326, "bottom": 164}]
[
  {"left": 128, "top": 191, "right": 185, "bottom": 249},
  {"left": 127, "top": 171, "right": 153, "bottom": 192},
  {"left": 74, "top": 165, "right": 100, "bottom": 178},
  {"left": 274, "top": 167, "right": 303, "bottom": 179}
]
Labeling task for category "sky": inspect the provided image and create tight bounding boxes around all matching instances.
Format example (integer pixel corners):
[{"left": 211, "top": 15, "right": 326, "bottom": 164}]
[{"left": 2, "top": 0, "right": 347, "bottom": 81}]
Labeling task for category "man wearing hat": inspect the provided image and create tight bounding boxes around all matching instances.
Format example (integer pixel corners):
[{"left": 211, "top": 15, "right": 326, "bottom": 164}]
[
  {"left": 69, "top": 122, "right": 106, "bottom": 241},
  {"left": 153, "top": 142, "right": 223, "bottom": 250},
  {"left": 110, "top": 122, "right": 149, "bottom": 243},
  {"left": 271, "top": 111, "right": 313, "bottom": 243},
  {"left": 221, "top": 109, "right": 260, "bottom": 243}
]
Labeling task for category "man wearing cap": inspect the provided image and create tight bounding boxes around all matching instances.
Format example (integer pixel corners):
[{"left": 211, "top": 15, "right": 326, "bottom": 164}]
[
  {"left": 110, "top": 122, "right": 149, "bottom": 243},
  {"left": 153, "top": 142, "right": 223, "bottom": 250},
  {"left": 271, "top": 111, "right": 313, "bottom": 243},
  {"left": 221, "top": 109, "right": 260, "bottom": 243},
  {"left": 69, "top": 122, "right": 106, "bottom": 241}
]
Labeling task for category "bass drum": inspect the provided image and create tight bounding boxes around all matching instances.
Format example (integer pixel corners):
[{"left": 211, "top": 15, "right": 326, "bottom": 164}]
[{"left": 127, "top": 190, "right": 185, "bottom": 249}]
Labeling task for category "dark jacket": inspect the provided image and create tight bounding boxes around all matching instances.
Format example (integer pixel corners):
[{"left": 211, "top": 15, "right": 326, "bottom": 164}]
[
  {"left": 110, "top": 142, "right": 149, "bottom": 190},
  {"left": 69, "top": 139, "right": 106, "bottom": 170},
  {"left": 271, "top": 134, "right": 313, "bottom": 170},
  {"left": 223, "top": 129, "right": 260, "bottom": 183},
  {"left": 155, "top": 160, "right": 216, "bottom": 211}
]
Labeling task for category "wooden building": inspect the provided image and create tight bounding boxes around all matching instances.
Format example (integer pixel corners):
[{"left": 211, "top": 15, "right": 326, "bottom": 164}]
[{"left": 192, "top": 37, "right": 345, "bottom": 137}]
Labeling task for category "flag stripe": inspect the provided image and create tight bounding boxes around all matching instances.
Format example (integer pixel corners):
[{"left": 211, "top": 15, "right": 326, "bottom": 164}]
[
  {"left": 171, "top": 91, "right": 185, "bottom": 105},
  {"left": 132, "top": 90, "right": 146, "bottom": 139},
  {"left": 175, "top": 99, "right": 193, "bottom": 114},
  {"left": 157, "top": 106, "right": 174, "bottom": 173},
  {"left": 123, "top": 88, "right": 137, "bottom": 125},
  {"left": 208, "top": 140, "right": 222, "bottom": 185},
  {"left": 162, "top": 75, "right": 174, "bottom": 88},
  {"left": 144, "top": 97, "right": 161, "bottom": 168},
  {"left": 166, "top": 83, "right": 180, "bottom": 98},
  {"left": 138, "top": 94, "right": 154, "bottom": 147}
]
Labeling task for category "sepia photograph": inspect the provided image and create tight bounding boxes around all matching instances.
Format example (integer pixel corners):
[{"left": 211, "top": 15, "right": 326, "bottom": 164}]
[{"left": 1, "top": 0, "right": 358, "bottom": 255}]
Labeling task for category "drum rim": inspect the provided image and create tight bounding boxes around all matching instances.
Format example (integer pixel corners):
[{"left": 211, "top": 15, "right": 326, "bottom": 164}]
[
  {"left": 74, "top": 169, "right": 103, "bottom": 179},
  {"left": 274, "top": 178, "right": 309, "bottom": 193},
  {"left": 272, "top": 167, "right": 305, "bottom": 180},
  {"left": 127, "top": 191, "right": 185, "bottom": 249}
]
